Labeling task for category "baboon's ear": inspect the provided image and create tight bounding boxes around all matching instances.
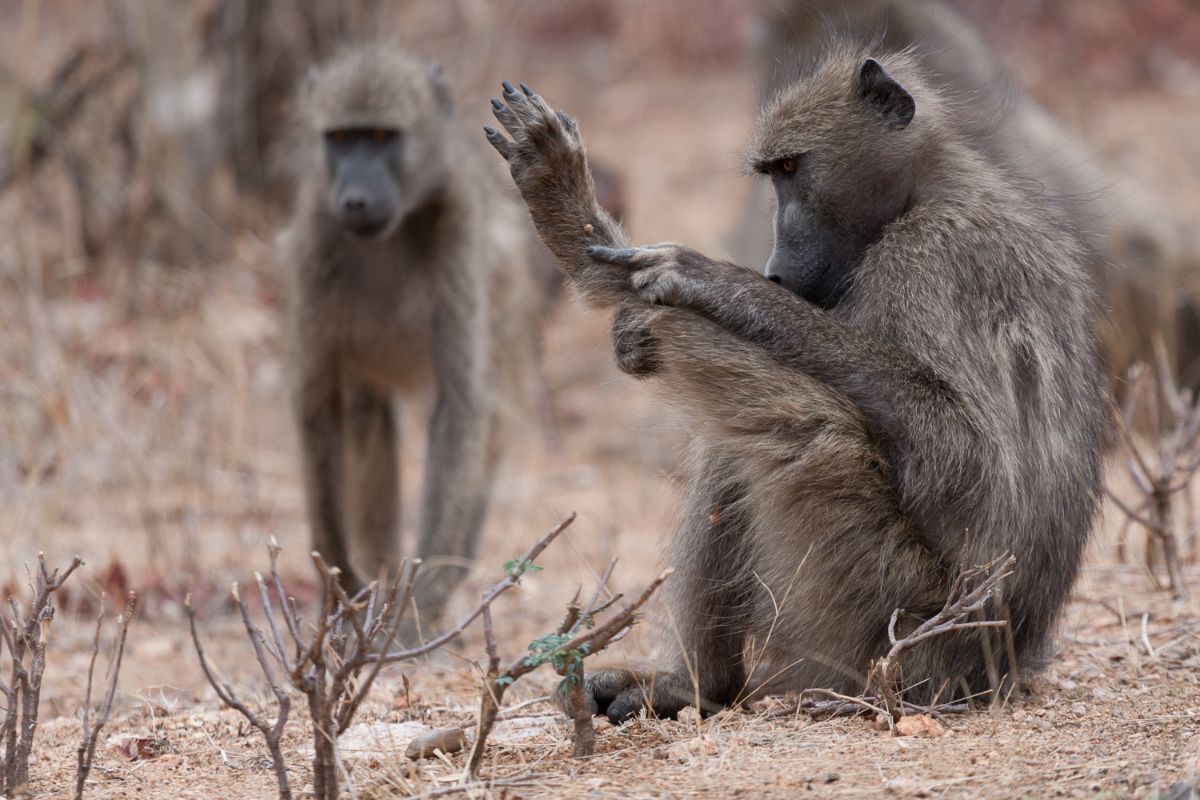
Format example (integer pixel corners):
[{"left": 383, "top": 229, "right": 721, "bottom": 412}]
[
  {"left": 428, "top": 63, "right": 454, "bottom": 117},
  {"left": 858, "top": 58, "right": 915, "bottom": 130}
]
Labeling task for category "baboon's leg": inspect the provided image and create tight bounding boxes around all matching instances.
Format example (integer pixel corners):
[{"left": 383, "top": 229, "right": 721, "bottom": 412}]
[
  {"left": 411, "top": 337, "right": 492, "bottom": 628},
  {"left": 341, "top": 379, "right": 401, "bottom": 589},
  {"left": 588, "top": 305, "right": 959, "bottom": 713},
  {"left": 296, "top": 369, "right": 354, "bottom": 582},
  {"left": 586, "top": 448, "right": 754, "bottom": 723}
]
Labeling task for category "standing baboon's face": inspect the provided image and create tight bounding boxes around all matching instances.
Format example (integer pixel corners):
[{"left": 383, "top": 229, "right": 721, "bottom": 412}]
[
  {"left": 759, "top": 58, "right": 917, "bottom": 308},
  {"left": 323, "top": 128, "right": 409, "bottom": 240}
]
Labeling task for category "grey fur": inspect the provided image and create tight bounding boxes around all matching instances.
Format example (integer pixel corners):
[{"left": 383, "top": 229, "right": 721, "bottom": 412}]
[
  {"left": 281, "top": 45, "right": 539, "bottom": 626},
  {"left": 486, "top": 42, "right": 1107, "bottom": 722},
  {"left": 734, "top": 0, "right": 1197, "bottom": 385}
]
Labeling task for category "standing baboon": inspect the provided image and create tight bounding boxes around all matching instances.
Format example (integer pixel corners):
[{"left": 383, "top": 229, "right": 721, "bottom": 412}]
[
  {"left": 485, "top": 41, "right": 1107, "bottom": 721},
  {"left": 732, "top": 0, "right": 1200, "bottom": 386},
  {"left": 280, "top": 46, "right": 539, "bottom": 625}
]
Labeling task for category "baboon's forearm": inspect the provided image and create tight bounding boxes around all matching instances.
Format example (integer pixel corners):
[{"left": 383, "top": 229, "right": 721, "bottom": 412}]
[
  {"left": 693, "top": 279, "right": 982, "bottom": 456},
  {"left": 523, "top": 176, "right": 630, "bottom": 307}
]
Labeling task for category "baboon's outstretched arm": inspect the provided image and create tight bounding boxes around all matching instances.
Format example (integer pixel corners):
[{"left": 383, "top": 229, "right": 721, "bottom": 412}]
[
  {"left": 606, "top": 244, "right": 980, "bottom": 449},
  {"left": 485, "top": 83, "right": 630, "bottom": 307}
]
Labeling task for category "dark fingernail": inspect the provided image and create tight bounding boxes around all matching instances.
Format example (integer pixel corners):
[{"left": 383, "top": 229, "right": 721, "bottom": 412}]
[
  {"left": 483, "top": 125, "right": 496, "bottom": 136},
  {"left": 520, "top": 82, "right": 534, "bottom": 96},
  {"left": 502, "top": 80, "right": 515, "bottom": 94},
  {"left": 586, "top": 246, "right": 598, "bottom": 254},
  {"left": 490, "top": 98, "right": 503, "bottom": 110}
]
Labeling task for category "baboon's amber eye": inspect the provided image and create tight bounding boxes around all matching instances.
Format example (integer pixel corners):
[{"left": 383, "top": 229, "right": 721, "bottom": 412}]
[
  {"left": 781, "top": 158, "right": 797, "bottom": 174},
  {"left": 372, "top": 129, "right": 389, "bottom": 142},
  {"left": 331, "top": 130, "right": 348, "bottom": 143}
]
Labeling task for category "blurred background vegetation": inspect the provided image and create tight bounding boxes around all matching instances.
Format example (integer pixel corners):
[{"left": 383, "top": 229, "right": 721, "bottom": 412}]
[{"left": 1, "top": 0, "right": 1199, "bottom": 599}]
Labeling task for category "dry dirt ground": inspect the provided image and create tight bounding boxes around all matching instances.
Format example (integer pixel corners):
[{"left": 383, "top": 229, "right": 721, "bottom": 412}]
[{"left": 3, "top": 4, "right": 1200, "bottom": 798}]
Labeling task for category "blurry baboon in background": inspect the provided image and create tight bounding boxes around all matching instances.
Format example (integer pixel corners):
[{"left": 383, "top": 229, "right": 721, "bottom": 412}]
[
  {"left": 279, "top": 46, "right": 540, "bottom": 627},
  {"left": 486, "top": 38, "right": 1107, "bottom": 721},
  {"left": 731, "top": 0, "right": 1200, "bottom": 386}
]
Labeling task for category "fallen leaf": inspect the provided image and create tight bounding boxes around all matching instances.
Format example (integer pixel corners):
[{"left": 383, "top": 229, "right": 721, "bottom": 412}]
[{"left": 893, "top": 714, "right": 945, "bottom": 738}]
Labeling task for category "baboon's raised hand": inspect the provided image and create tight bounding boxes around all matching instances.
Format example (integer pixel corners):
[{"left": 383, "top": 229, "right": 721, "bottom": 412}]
[{"left": 486, "top": 82, "right": 630, "bottom": 306}]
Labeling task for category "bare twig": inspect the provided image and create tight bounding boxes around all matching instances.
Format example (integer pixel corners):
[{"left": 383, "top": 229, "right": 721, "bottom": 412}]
[
  {"left": 378, "top": 513, "right": 577, "bottom": 663},
  {"left": 1109, "top": 357, "right": 1198, "bottom": 599},
  {"left": 1, "top": 553, "right": 83, "bottom": 795},
  {"left": 868, "top": 552, "right": 1014, "bottom": 721},
  {"left": 74, "top": 592, "right": 137, "bottom": 800},
  {"left": 188, "top": 514, "right": 578, "bottom": 800},
  {"left": 187, "top": 586, "right": 293, "bottom": 800},
  {"left": 465, "top": 566, "right": 672, "bottom": 778}
]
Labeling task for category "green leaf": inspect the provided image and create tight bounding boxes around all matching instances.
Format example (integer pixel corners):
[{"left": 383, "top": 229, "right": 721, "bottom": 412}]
[{"left": 502, "top": 558, "right": 544, "bottom": 580}]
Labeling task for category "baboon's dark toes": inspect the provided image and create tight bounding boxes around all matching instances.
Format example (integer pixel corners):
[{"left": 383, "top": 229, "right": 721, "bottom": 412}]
[
  {"left": 584, "top": 669, "right": 639, "bottom": 720},
  {"left": 501, "top": 80, "right": 517, "bottom": 96},
  {"left": 519, "top": 82, "right": 534, "bottom": 97},
  {"left": 605, "top": 688, "right": 652, "bottom": 724}
]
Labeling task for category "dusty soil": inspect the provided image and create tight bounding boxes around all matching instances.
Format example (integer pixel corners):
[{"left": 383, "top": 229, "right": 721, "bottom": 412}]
[{"left": 2, "top": 2, "right": 1199, "bottom": 798}]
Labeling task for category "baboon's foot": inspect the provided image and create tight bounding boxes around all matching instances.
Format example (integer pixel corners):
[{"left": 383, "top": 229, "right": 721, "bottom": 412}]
[{"left": 561, "top": 668, "right": 708, "bottom": 724}]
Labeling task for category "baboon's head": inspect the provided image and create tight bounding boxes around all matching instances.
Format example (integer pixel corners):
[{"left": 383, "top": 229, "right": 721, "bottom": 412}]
[
  {"left": 306, "top": 47, "right": 454, "bottom": 241},
  {"left": 747, "top": 47, "right": 940, "bottom": 307}
]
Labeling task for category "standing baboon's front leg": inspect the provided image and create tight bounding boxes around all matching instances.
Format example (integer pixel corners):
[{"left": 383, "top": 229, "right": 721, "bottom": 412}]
[
  {"left": 484, "top": 82, "right": 631, "bottom": 307},
  {"left": 411, "top": 306, "right": 493, "bottom": 629},
  {"left": 341, "top": 379, "right": 401, "bottom": 590},
  {"left": 295, "top": 368, "right": 354, "bottom": 584}
]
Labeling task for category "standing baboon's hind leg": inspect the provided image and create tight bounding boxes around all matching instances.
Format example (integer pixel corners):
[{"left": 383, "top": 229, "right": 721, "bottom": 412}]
[
  {"left": 342, "top": 380, "right": 401, "bottom": 592},
  {"left": 410, "top": 387, "right": 494, "bottom": 630},
  {"left": 296, "top": 370, "right": 355, "bottom": 586}
]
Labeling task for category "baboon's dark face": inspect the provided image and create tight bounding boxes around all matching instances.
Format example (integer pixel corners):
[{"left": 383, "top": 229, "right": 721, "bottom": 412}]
[
  {"left": 759, "top": 59, "right": 916, "bottom": 308},
  {"left": 324, "top": 128, "right": 407, "bottom": 240}
]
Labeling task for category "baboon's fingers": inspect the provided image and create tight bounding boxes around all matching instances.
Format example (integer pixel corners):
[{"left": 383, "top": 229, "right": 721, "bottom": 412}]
[
  {"left": 556, "top": 109, "right": 579, "bottom": 137},
  {"left": 482, "top": 125, "right": 514, "bottom": 160},
  {"left": 519, "top": 82, "right": 564, "bottom": 127},
  {"left": 489, "top": 97, "right": 522, "bottom": 138},
  {"left": 587, "top": 245, "right": 655, "bottom": 268},
  {"left": 501, "top": 80, "right": 540, "bottom": 129},
  {"left": 502, "top": 79, "right": 547, "bottom": 130}
]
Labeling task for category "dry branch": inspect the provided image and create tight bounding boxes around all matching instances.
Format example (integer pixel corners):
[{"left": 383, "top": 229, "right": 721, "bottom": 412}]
[
  {"left": 1109, "top": 352, "right": 1197, "bottom": 599},
  {"left": 868, "top": 552, "right": 1014, "bottom": 721},
  {"left": 0, "top": 554, "right": 83, "bottom": 795},
  {"left": 464, "top": 564, "right": 671, "bottom": 779},
  {"left": 188, "top": 514, "right": 577, "bottom": 800},
  {"left": 74, "top": 592, "right": 137, "bottom": 800}
]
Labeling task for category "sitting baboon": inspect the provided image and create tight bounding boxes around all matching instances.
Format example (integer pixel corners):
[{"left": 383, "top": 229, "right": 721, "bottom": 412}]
[
  {"left": 280, "top": 46, "right": 539, "bottom": 625},
  {"left": 731, "top": 0, "right": 1200, "bottom": 386},
  {"left": 485, "top": 41, "right": 1108, "bottom": 721}
]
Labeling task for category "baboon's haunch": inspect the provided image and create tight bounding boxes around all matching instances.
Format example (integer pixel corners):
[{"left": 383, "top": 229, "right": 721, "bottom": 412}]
[
  {"left": 486, "top": 44, "right": 1107, "bottom": 722},
  {"left": 281, "top": 47, "right": 538, "bottom": 626}
]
